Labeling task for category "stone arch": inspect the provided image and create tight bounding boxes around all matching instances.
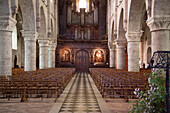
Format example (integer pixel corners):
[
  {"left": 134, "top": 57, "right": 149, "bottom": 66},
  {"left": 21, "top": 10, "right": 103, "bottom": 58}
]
[
  {"left": 147, "top": 47, "right": 152, "bottom": 63},
  {"left": 16, "top": 6, "right": 23, "bottom": 23},
  {"left": 12, "top": 5, "right": 25, "bottom": 68},
  {"left": 19, "top": 0, "right": 36, "bottom": 31},
  {"left": 142, "top": 12, "right": 151, "bottom": 46},
  {"left": 116, "top": 8, "right": 128, "bottom": 70},
  {"left": 0, "top": 1, "right": 11, "bottom": 16},
  {"left": 51, "top": 19, "right": 53, "bottom": 37},
  {"left": 39, "top": 6, "right": 47, "bottom": 39},
  {"left": 139, "top": 10, "right": 151, "bottom": 70},
  {"left": 108, "top": 20, "right": 115, "bottom": 45},
  {"left": 111, "top": 21, "right": 115, "bottom": 42},
  {"left": 152, "top": 0, "right": 170, "bottom": 16},
  {"left": 127, "top": 0, "right": 146, "bottom": 32},
  {"left": 117, "top": 8, "right": 126, "bottom": 41}
]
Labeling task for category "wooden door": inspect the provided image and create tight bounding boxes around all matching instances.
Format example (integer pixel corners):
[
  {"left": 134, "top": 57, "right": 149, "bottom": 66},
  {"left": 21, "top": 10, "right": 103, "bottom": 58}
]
[{"left": 75, "top": 50, "right": 89, "bottom": 72}]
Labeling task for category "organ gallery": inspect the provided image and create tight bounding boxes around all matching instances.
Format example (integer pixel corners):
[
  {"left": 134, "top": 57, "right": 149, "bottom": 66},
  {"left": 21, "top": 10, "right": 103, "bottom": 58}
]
[{"left": 56, "top": 0, "right": 108, "bottom": 71}]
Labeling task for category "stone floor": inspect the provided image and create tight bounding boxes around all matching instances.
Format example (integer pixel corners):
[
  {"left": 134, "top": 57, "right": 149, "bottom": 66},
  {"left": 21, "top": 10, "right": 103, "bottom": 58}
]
[
  {"left": 0, "top": 99, "right": 55, "bottom": 113},
  {"left": 106, "top": 98, "right": 135, "bottom": 113},
  {"left": 59, "top": 72, "right": 101, "bottom": 113},
  {"left": 0, "top": 72, "right": 136, "bottom": 113}
]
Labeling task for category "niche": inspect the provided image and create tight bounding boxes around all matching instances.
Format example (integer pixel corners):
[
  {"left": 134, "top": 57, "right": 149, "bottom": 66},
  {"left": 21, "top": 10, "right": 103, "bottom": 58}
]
[
  {"left": 94, "top": 50, "right": 104, "bottom": 62},
  {"left": 61, "top": 49, "right": 70, "bottom": 62}
]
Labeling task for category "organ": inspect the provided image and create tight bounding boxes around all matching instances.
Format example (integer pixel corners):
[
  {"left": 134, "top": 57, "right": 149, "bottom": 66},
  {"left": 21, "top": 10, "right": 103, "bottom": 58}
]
[
  {"left": 66, "top": 0, "right": 100, "bottom": 40},
  {"left": 57, "top": 0, "right": 108, "bottom": 71}
]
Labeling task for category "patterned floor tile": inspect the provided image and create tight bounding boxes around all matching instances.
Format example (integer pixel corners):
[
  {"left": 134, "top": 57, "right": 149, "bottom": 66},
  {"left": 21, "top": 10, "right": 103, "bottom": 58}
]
[{"left": 59, "top": 72, "right": 101, "bottom": 113}]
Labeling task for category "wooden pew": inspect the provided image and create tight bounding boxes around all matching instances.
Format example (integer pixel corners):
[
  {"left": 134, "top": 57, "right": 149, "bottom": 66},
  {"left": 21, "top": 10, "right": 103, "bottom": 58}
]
[
  {"left": 0, "top": 68, "right": 76, "bottom": 102},
  {"left": 89, "top": 68, "right": 150, "bottom": 102}
]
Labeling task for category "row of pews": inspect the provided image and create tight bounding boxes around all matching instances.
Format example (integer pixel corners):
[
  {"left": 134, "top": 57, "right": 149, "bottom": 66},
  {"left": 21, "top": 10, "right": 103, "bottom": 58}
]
[
  {"left": 0, "top": 68, "right": 75, "bottom": 102},
  {"left": 89, "top": 68, "right": 151, "bottom": 102}
]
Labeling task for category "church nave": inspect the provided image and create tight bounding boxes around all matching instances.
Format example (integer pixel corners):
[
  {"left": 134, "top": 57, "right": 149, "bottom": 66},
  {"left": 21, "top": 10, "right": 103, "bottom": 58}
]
[
  {"left": 0, "top": 0, "right": 170, "bottom": 112},
  {"left": 50, "top": 72, "right": 110, "bottom": 113}
]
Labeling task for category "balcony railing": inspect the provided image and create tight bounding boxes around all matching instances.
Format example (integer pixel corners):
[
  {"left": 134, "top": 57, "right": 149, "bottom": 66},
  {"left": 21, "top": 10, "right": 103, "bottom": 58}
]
[{"left": 57, "top": 34, "right": 108, "bottom": 41}]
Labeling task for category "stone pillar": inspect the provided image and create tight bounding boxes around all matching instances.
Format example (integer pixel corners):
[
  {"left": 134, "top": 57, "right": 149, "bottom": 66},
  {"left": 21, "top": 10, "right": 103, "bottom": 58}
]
[
  {"left": 48, "top": 42, "right": 57, "bottom": 68},
  {"left": 38, "top": 40, "right": 49, "bottom": 69},
  {"left": 0, "top": 17, "right": 16, "bottom": 76},
  {"left": 21, "top": 40, "right": 25, "bottom": 67},
  {"left": 22, "top": 31, "right": 38, "bottom": 71},
  {"left": 116, "top": 41, "right": 126, "bottom": 70},
  {"left": 126, "top": 32, "right": 143, "bottom": 72},
  {"left": 109, "top": 45, "right": 116, "bottom": 68},
  {"left": 147, "top": 18, "right": 170, "bottom": 54}
]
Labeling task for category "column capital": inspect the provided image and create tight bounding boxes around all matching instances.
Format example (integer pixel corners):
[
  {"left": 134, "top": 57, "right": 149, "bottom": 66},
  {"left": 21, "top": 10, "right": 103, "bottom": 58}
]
[
  {"left": 38, "top": 39, "right": 49, "bottom": 47},
  {"left": 108, "top": 43, "right": 116, "bottom": 50},
  {"left": 0, "top": 16, "right": 17, "bottom": 31},
  {"left": 147, "top": 16, "right": 170, "bottom": 32},
  {"left": 115, "top": 40, "right": 126, "bottom": 49},
  {"left": 109, "top": 47, "right": 116, "bottom": 51},
  {"left": 21, "top": 30, "right": 38, "bottom": 41},
  {"left": 125, "top": 31, "right": 143, "bottom": 42},
  {"left": 49, "top": 42, "right": 57, "bottom": 51},
  {"left": 50, "top": 37, "right": 57, "bottom": 43}
]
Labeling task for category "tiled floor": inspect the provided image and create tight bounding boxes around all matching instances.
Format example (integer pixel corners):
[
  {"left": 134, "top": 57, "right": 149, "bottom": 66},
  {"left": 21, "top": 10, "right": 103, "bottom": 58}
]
[
  {"left": 0, "top": 72, "right": 136, "bottom": 113},
  {"left": 59, "top": 72, "right": 101, "bottom": 113}
]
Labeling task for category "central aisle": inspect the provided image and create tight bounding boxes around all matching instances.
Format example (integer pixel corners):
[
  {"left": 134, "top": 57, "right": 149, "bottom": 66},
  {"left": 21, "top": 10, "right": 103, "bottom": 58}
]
[
  {"left": 50, "top": 72, "right": 110, "bottom": 113},
  {"left": 59, "top": 72, "right": 101, "bottom": 113}
]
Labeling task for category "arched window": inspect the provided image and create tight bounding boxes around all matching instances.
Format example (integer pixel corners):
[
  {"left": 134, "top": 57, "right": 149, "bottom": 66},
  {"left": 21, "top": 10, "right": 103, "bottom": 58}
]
[
  {"left": 61, "top": 49, "right": 70, "bottom": 62},
  {"left": 12, "top": 26, "right": 17, "bottom": 50},
  {"left": 77, "top": 0, "right": 89, "bottom": 12},
  {"left": 94, "top": 50, "right": 104, "bottom": 62},
  {"left": 147, "top": 47, "right": 152, "bottom": 63}
]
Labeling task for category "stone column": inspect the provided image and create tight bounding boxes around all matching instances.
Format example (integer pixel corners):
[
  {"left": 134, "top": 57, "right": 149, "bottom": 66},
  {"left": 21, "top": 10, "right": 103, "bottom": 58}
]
[
  {"left": 0, "top": 17, "right": 16, "bottom": 76},
  {"left": 147, "top": 18, "right": 170, "bottom": 54},
  {"left": 21, "top": 40, "right": 25, "bottom": 67},
  {"left": 109, "top": 45, "right": 116, "bottom": 68},
  {"left": 126, "top": 32, "right": 143, "bottom": 72},
  {"left": 48, "top": 42, "right": 57, "bottom": 68},
  {"left": 116, "top": 41, "right": 126, "bottom": 70},
  {"left": 38, "top": 40, "right": 49, "bottom": 69},
  {"left": 22, "top": 31, "right": 38, "bottom": 71}
]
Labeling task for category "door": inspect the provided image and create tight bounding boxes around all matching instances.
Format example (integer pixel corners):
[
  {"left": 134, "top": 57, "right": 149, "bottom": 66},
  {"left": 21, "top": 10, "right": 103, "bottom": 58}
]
[{"left": 75, "top": 50, "right": 89, "bottom": 72}]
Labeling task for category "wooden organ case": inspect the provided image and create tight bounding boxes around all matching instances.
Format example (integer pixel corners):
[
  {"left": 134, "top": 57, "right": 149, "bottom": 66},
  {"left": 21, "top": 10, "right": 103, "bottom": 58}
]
[{"left": 57, "top": 0, "right": 108, "bottom": 72}]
